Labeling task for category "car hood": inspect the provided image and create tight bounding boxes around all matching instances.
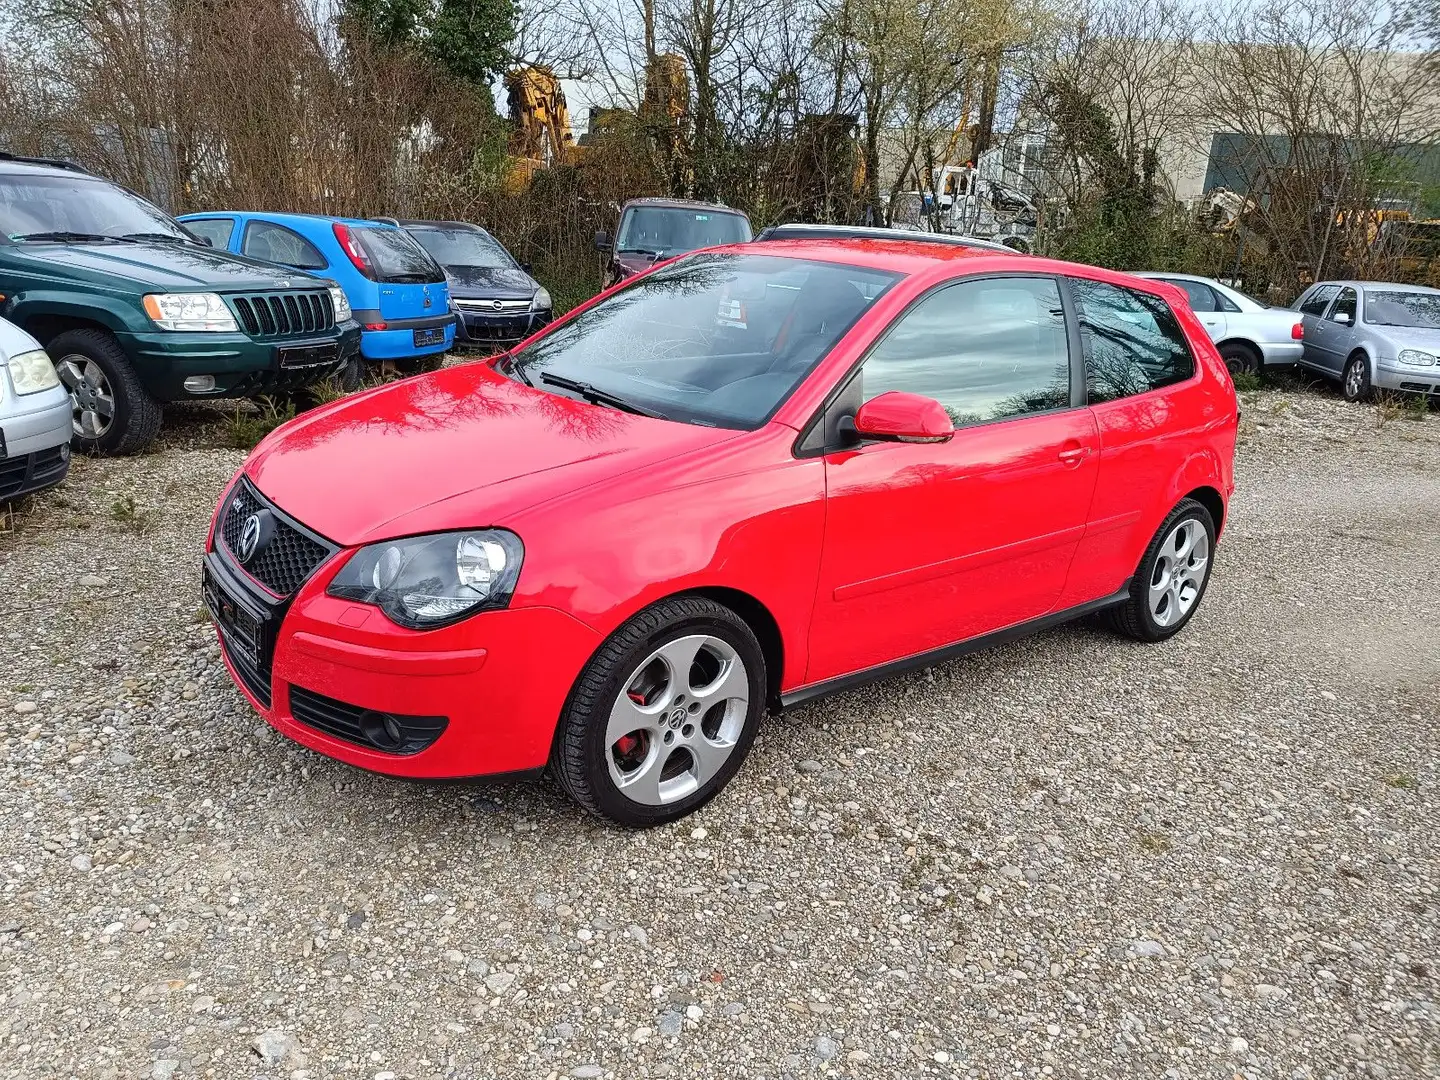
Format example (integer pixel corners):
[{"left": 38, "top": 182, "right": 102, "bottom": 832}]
[
  {"left": 614, "top": 252, "right": 662, "bottom": 278},
  {"left": 445, "top": 264, "right": 536, "bottom": 299},
  {"left": 245, "top": 362, "right": 741, "bottom": 547},
  {"left": 10, "top": 240, "right": 323, "bottom": 291},
  {"left": 1374, "top": 325, "right": 1440, "bottom": 352}
]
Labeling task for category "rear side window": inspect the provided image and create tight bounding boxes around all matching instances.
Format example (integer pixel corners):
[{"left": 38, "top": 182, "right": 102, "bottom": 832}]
[
  {"left": 1298, "top": 285, "right": 1339, "bottom": 317},
  {"left": 356, "top": 227, "right": 445, "bottom": 283},
  {"left": 186, "top": 217, "right": 234, "bottom": 247},
  {"left": 859, "top": 275, "right": 1072, "bottom": 427},
  {"left": 1071, "top": 279, "right": 1195, "bottom": 404},
  {"left": 242, "top": 221, "right": 326, "bottom": 270}
]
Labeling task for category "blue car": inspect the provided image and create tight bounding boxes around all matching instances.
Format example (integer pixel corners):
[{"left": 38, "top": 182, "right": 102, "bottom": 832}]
[{"left": 178, "top": 212, "right": 456, "bottom": 375}]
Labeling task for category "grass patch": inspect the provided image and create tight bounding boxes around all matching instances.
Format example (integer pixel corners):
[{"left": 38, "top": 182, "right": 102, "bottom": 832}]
[
  {"left": 1231, "top": 371, "right": 1264, "bottom": 393},
  {"left": 1137, "top": 832, "right": 1172, "bottom": 854},
  {"left": 1382, "top": 772, "right": 1418, "bottom": 790},
  {"left": 109, "top": 494, "right": 153, "bottom": 533},
  {"left": 218, "top": 397, "right": 297, "bottom": 450}
]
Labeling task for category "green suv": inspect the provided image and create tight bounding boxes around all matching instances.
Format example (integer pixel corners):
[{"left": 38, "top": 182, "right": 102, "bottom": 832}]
[{"left": 0, "top": 154, "right": 361, "bottom": 454}]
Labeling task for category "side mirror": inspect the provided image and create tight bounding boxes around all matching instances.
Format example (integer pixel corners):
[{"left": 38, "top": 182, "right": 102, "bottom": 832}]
[
  {"left": 200, "top": 236, "right": 214, "bottom": 247},
  {"left": 594, "top": 230, "right": 612, "bottom": 253},
  {"left": 847, "top": 391, "right": 955, "bottom": 444},
  {"left": 521, "top": 261, "right": 532, "bottom": 273},
  {"left": 1332, "top": 311, "right": 1353, "bottom": 326}
]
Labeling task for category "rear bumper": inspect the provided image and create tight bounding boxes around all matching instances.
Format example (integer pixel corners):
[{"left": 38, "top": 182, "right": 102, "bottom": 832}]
[
  {"left": 122, "top": 322, "right": 361, "bottom": 399},
  {"left": 359, "top": 316, "right": 457, "bottom": 361},
  {"left": 1258, "top": 341, "right": 1305, "bottom": 365}
]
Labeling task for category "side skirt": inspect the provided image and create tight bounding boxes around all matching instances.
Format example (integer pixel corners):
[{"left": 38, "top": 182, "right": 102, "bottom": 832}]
[{"left": 779, "top": 583, "right": 1132, "bottom": 710}]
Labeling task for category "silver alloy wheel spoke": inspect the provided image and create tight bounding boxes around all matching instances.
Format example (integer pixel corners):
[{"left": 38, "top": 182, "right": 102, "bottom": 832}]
[
  {"left": 57, "top": 355, "right": 114, "bottom": 439},
  {"left": 606, "top": 633, "right": 748, "bottom": 806},
  {"left": 1149, "top": 518, "right": 1210, "bottom": 627}
]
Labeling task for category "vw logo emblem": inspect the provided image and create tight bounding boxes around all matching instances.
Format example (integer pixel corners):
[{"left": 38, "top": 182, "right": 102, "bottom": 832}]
[{"left": 238, "top": 514, "right": 264, "bottom": 563}]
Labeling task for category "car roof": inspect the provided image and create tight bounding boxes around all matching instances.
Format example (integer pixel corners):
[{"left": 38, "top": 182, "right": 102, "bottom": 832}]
[
  {"left": 396, "top": 219, "right": 490, "bottom": 232},
  {"left": 1310, "top": 280, "right": 1440, "bottom": 294},
  {"left": 757, "top": 223, "right": 1018, "bottom": 254},
  {"left": 178, "top": 210, "right": 398, "bottom": 230},
  {"left": 622, "top": 197, "right": 745, "bottom": 215}
]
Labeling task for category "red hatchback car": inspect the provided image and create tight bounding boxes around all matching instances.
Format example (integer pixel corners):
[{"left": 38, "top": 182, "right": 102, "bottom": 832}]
[{"left": 203, "top": 240, "right": 1237, "bottom": 826}]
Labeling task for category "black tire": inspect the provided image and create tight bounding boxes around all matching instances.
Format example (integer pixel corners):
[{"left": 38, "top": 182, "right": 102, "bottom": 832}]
[
  {"left": 48, "top": 328, "right": 163, "bottom": 455},
  {"left": 550, "top": 596, "right": 767, "bottom": 827},
  {"left": 396, "top": 354, "right": 446, "bottom": 376},
  {"left": 1219, "top": 341, "right": 1261, "bottom": 376},
  {"left": 1342, "top": 352, "right": 1373, "bottom": 402},
  {"left": 338, "top": 354, "right": 365, "bottom": 392},
  {"left": 1105, "top": 498, "right": 1217, "bottom": 643}
]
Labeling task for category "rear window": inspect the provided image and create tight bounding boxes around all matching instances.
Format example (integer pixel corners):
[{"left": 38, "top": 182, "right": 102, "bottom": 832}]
[{"left": 356, "top": 227, "right": 445, "bottom": 283}]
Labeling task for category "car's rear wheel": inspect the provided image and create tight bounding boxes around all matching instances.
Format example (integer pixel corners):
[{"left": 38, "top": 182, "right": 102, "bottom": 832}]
[
  {"left": 1219, "top": 341, "right": 1261, "bottom": 376},
  {"left": 1343, "top": 352, "right": 1373, "bottom": 402},
  {"left": 50, "top": 328, "right": 163, "bottom": 455},
  {"left": 551, "top": 596, "right": 766, "bottom": 827},
  {"left": 1106, "top": 498, "right": 1216, "bottom": 643}
]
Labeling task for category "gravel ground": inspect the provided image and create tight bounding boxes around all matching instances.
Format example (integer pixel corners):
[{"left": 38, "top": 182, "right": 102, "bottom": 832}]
[{"left": 1, "top": 387, "right": 1437, "bottom": 1080}]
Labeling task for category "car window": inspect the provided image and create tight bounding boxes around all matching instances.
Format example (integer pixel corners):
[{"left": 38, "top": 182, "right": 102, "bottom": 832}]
[
  {"left": 1209, "top": 286, "right": 1242, "bottom": 313},
  {"left": 1070, "top": 278, "right": 1196, "bottom": 404},
  {"left": 615, "top": 208, "right": 752, "bottom": 258},
  {"left": 1298, "top": 285, "right": 1339, "bottom": 317},
  {"left": 1164, "top": 278, "right": 1217, "bottom": 313},
  {"left": 1329, "top": 287, "right": 1357, "bottom": 323},
  {"left": 508, "top": 252, "right": 900, "bottom": 430},
  {"left": 1364, "top": 289, "right": 1440, "bottom": 327},
  {"left": 857, "top": 276, "right": 1071, "bottom": 427},
  {"left": 185, "top": 217, "right": 235, "bottom": 247},
  {"left": 355, "top": 227, "right": 445, "bottom": 283},
  {"left": 0, "top": 173, "right": 191, "bottom": 242},
  {"left": 409, "top": 227, "right": 517, "bottom": 270},
  {"left": 242, "top": 221, "right": 327, "bottom": 270}
]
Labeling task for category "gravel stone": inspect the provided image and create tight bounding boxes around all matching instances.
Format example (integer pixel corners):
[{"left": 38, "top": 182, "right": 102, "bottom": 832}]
[{"left": 0, "top": 390, "right": 1436, "bottom": 1077}]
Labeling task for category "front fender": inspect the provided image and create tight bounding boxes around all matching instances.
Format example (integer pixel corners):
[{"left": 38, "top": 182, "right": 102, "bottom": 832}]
[{"left": 3, "top": 290, "right": 144, "bottom": 337}]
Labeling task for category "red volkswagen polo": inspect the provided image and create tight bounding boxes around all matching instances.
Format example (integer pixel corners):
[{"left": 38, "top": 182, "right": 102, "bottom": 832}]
[{"left": 203, "top": 240, "right": 1237, "bottom": 826}]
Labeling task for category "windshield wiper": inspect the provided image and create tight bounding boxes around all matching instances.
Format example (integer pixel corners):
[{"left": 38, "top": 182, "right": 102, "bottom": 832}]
[
  {"left": 618, "top": 247, "right": 660, "bottom": 256},
  {"left": 538, "top": 372, "right": 666, "bottom": 419},
  {"left": 12, "top": 230, "right": 124, "bottom": 243},
  {"left": 502, "top": 355, "right": 533, "bottom": 386},
  {"left": 122, "top": 231, "right": 192, "bottom": 244}
]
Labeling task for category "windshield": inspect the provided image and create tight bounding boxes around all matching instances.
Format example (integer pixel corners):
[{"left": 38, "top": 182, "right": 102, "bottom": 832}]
[
  {"left": 1365, "top": 290, "right": 1440, "bottom": 328},
  {"left": 0, "top": 173, "right": 192, "bottom": 242},
  {"left": 509, "top": 252, "right": 900, "bottom": 429},
  {"left": 356, "top": 227, "right": 445, "bottom": 283},
  {"left": 410, "top": 227, "right": 517, "bottom": 271},
  {"left": 615, "top": 207, "right": 751, "bottom": 257}
]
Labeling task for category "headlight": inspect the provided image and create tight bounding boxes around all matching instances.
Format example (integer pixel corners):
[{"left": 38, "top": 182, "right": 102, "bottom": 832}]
[
  {"left": 533, "top": 287, "right": 552, "bottom": 311},
  {"left": 142, "top": 292, "right": 238, "bottom": 332},
  {"left": 327, "top": 529, "right": 524, "bottom": 629},
  {"left": 1397, "top": 348, "right": 1437, "bottom": 367},
  {"left": 7, "top": 349, "right": 61, "bottom": 395},
  {"left": 327, "top": 284, "right": 353, "bottom": 323}
]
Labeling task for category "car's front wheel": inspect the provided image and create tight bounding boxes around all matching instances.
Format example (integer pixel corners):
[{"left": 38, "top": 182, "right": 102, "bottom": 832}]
[
  {"left": 50, "top": 328, "right": 163, "bottom": 455},
  {"left": 551, "top": 596, "right": 766, "bottom": 827},
  {"left": 1106, "top": 498, "right": 1217, "bottom": 643},
  {"left": 1343, "top": 352, "right": 1373, "bottom": 402}
]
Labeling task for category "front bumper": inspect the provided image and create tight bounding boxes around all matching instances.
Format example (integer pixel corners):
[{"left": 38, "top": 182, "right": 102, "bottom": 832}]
[
  {"left": 1258, "top": 341, "right": 1305, "bottom": 365},
  {"left": 1375, "top": 359, "right": 1440, "bottom": 395},
  {"left": 122, "top": 322, "right": 361, "bottom": 400},
  {"left": 0, "top": 383, "right": 71, "bottom": 500},
  {"left": 453, "top": 306, "right": 552, "bottom": 348},
  {"left": 203, "top": 536, "right": 601, "bottom": 780}
]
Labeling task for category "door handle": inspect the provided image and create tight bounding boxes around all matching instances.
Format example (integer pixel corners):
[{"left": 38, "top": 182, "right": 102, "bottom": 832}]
[{"left": 1058, "top": 445, "right": 1089, "bottom": 467}]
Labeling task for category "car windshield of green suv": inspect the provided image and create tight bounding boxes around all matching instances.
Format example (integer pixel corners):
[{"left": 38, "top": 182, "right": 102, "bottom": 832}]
[{"left": 0, "top": 173, "right": 193, "bottom": 244}]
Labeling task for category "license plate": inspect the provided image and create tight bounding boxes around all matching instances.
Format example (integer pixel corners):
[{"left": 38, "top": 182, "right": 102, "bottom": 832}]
[
  {"left": 203, "top": 568, "right": 264, "bottom": 667},
  {"left": 278, "top": 343, "right": 339, "bottom": 369},
  {"left": 413, "top": 327, "right": 445, "bottom": 347}
]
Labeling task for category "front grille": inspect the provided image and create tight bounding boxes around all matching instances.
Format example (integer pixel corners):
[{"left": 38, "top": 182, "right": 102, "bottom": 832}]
[
  {"left": 455, "top": 298, "right": 532, "bottom": 312},
  {"left": 0, "top": 445, "right": 69, "bottom": 500},
  {"left": 230, "top": 290, "right": 336, "bottom": 338},
  {"left": 288, "top": 685, "right": 449, "bottom": 755},
  {"left": 219, "top": 634, "right": 272, "bottom": 708},
  {"left": 219, "top": 479, "right": 334, "bottom": 597}
]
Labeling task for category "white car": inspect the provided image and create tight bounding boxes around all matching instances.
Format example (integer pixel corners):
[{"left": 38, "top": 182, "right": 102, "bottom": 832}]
[
  {"left": 0, "top": 316, "right": 71, "bottom": 501},
  {"left": 1134, "top": 273, "right": 1305, "bottom": 375}
]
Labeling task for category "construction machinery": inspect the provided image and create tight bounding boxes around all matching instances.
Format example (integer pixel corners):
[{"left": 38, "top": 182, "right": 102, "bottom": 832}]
[{"left": 504, "top": 65, "right": 576, "bottom": 192}]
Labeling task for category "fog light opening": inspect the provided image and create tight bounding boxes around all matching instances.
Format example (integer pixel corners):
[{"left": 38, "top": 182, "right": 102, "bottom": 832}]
[
  {"left": 358, "top": 710, "right": 406, "bottom": 750},
  {"left": 183, "top": 374, "right": 217, "bottom": 393}
]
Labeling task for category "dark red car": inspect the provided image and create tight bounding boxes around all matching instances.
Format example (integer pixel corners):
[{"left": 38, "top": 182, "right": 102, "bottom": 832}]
[
  {"left": 593, "top": 198, "right": 752, "bottom": 288},
  {"left": 203, "top": 240, "right": 1237, "bottom": 826}
]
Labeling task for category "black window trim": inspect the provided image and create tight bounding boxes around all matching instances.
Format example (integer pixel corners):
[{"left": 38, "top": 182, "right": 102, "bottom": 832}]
[
  {"left": 792, "top": 270, "right": 1084, "bottom": 459},
  {"left": 1063, "top": 272, "right": 1201, "bottom": 406},
  {"left": 241, "top": 219, "right": 329, "bottom": 271},
  {"left": 1326, "top": 286, "right": 1358, "bottom": 323},
  {"left": 1299, "top": 283, "right": 1341, "bottom": 319}
]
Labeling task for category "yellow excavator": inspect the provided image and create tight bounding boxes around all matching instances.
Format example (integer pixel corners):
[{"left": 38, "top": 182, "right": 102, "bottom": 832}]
[{"left": 504, "top": 66, "right": 576, "bottom": 192}]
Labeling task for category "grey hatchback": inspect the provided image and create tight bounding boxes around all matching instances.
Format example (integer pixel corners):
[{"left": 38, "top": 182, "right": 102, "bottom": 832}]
[{"left": 1292, "top": 281, "right": 1440, "bottom": 401}]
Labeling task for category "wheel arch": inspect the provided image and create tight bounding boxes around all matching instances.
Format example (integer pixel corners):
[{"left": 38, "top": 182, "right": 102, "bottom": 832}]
[
  {"left": 1182, "top": 485, "right": 1226, "bottom": 535},
  {"left": 12, "top": 304, "right": 128, "bottom": 346},
  {"left": 1216, "top": 337, "right": 1262, "bottom": 364},
  {"left": 674, "top": 586, "right": 786, "bottom": 710}
]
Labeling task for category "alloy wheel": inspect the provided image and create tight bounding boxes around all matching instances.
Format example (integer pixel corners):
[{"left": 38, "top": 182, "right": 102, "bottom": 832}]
[
  {"left": 56, "top": 356, "right": 116, "bottom": 440},
  {"left": 606, "top": 634, "right": 749, "bottom": 806},
  {"left": 1345, "top": 360, "right": 1365, "bottom": 399},
  {"left": 1148, "top": 517, "right": 1209, "bottom": 628}
]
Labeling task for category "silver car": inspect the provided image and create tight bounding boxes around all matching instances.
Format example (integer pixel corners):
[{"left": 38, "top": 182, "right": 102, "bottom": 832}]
[
  {"left": 1292, "top": 281, "right": 1440, "bottom": 402},
  {"left": 0, "top": 316, "right": 71, "bottom": 501},
  {"left": 1135, "top": 272, "right": 1304, "bottom": 375}
]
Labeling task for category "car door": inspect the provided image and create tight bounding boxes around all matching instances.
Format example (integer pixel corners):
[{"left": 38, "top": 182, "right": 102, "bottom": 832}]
[
  {"left": 1162, "top": 278, "right": 1226, "bottom": 342},
  {"left": 805, "top": 273, "right": 1100, "bottom": 685},
  {"left": 1313, "top": 286, "right": 1358, "bottom": 372},
  {"left": 1060, "top": 276, "right": 1213, "bottom": 607},
  {"left": 1295, "top": 284, "right": 1341, "bottom": 371}
]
